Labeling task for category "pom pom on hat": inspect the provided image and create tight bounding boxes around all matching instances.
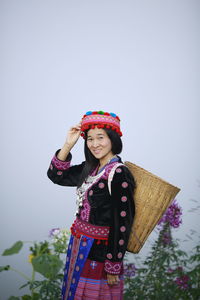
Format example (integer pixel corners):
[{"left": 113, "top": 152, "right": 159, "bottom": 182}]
[{"left": 80, "top": 110, "right": 122, "bottom": 138}]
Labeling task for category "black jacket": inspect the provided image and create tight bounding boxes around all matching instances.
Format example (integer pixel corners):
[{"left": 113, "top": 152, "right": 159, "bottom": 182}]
[{"left": 47, "top": 151, "right": 135, "bottom": 274}]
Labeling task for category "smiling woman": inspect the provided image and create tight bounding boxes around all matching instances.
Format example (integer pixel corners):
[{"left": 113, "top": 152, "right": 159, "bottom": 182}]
[
  {"left": 47, "top": 110, "right": 135, "bottom": 300},
  {"left": 86, "top": 128, "right": 113, "bottom": 164}
]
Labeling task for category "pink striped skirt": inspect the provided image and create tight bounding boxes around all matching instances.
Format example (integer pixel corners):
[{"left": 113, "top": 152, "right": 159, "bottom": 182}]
[
  {"left": 62, "top": 218, "right": 124, "bottom": 300},
  {"left": 74, "top": 259, "right": 124, "bottom": 300}
]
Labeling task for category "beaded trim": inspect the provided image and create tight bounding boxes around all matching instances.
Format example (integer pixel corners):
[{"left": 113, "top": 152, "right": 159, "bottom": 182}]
[
  {"left": 75, "top": 160, "right": 120, "bottom": 219},
  {"left": 51, "top": 155, "right": 71, "bottom": 170},
  {"left": 105, "top": 260, "right": 122, "bottom": 274},
  {"left": 71, "top": 218, "right": 110, "bottom": 239},
  {"left": 75, "top": 168, "right": 106, "bottom": 218}
]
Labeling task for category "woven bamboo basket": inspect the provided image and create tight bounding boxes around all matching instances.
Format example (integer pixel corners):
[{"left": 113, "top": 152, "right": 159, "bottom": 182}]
[{"left": 125, "top": 161, "right": 181, "bottom": 253}]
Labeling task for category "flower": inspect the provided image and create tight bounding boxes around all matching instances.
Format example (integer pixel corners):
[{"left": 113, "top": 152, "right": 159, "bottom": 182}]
[
  {"left": 28, "top": 254, "right": 35, "bottom": 263},
  {"left": 49, "top": 228, "right": 60, "bottom": 237},
  {"left": 124, "top": 263, "right": 136, "bottom": 277},
  {"left": 49, "top": 228, "right": 71, "bottom": 253},
  {"left": 175, "top": 275, "right": 190, "bottom": 290},
  {"left": 167, "top": 266, "right": 183, "bottom": 274},
  {"left": 158, "top": 199, "right": 182, "bottom": 228},
  {"left": 162, "top": 231, "right": 172, "bottom": 244},
  {"left": 167, "top": 267, "right": 174, "bottom": 273}
]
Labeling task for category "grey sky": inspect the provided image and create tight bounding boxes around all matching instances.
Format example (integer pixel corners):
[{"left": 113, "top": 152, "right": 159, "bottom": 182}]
[{"left": 0, "top": 0, "right": 199, "bottom": 298}]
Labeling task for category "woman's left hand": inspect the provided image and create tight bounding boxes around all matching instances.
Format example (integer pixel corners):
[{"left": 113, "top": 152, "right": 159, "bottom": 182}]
[{"left": 107, "top": 274, "right": 120, "bottom": 285}]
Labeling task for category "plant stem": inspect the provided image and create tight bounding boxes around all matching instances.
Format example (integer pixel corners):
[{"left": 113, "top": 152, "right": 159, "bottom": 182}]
[
  {"left": 31, "top": 266, "right": 36, "bottom": 297},
  {"left": 10, "top": 267, "right": 31, "bottom": 281}
]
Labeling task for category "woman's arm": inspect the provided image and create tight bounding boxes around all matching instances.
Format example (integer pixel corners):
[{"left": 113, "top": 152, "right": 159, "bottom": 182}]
[
  {"left": 57, "top": 122, "right": 81, "bottom": 161},
  {"left": 47, "top": 150, "right": 85, "bottom": 186},
  {"left": 47, "top": 123, "right": 85, "bottom": 186}
]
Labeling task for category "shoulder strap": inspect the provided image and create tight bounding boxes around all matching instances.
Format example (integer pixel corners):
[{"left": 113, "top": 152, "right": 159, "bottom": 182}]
[{"left": 108, "top": 163, "right": 125, "bottom": 195}]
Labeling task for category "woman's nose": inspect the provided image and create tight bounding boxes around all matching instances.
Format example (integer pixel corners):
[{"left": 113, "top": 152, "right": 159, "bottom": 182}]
[{"left": 92, "top": 139, "right": 99, "bottom": 147}]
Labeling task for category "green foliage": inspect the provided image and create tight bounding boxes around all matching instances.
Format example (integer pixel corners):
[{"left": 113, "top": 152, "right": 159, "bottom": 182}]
[
  {"left": 21, "top": 294, "right": 40, "bottom": 300},
  {"left": 2, "top": 241, "right": 23, "bottom": 256},
  {"left": 29, "top": 241, "right": 50, "bottom": 257},
  {"left": 1, "top": 207, "right": 199, "bottom": 300},
  {"left": 0, "top": 265, "right": 10, "bottom": 272},
  {"left": 32, "top": 254, "right": 63, "bottom": 279},
  {"left": 31, "top": 277, "right": 63, "bottom": 300},
  {"left": 50, "top": 228, "right": 71, "bottom": 254},
  {"left": 124, "top": 224, "right": 200, "bottom": 300},
  {"left": 1, "top": 228, "right": 70, "bottom": 300},
  {"left": 186, "top": 244, "right": 200, "bottom": 299}
]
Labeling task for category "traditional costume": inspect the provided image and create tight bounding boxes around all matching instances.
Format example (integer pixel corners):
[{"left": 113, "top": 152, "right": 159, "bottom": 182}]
[{"left": 47, "top": 111, "right": 135, "bottom": 300}]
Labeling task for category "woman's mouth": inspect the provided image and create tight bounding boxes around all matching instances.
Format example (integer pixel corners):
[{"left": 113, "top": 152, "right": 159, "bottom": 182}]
[{"left": 92, "top": 149, "right": 101, "bottom": 155}]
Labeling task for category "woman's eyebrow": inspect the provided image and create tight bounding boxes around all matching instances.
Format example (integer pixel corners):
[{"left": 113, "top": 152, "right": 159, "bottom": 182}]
[{"left": 88, "top": 133, "right": 104, "bottom": 138}]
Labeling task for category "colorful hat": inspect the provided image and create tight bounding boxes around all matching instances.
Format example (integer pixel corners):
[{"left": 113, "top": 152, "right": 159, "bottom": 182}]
[{"left": 81, "top": 111, "right": 122, "bottom": 138}]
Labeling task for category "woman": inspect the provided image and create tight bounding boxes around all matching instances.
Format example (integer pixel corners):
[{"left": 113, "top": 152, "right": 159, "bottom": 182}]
[{"left": 47, "top": 111, "right": 135, "bottom": 300}]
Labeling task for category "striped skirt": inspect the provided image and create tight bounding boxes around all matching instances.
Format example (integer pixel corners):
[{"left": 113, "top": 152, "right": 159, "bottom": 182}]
[
  {"left": 74, "top": 259, "right": 123, "bottom": 300},
  {"left": 62, "top": 218, "right": 124, "bottom": 300}
]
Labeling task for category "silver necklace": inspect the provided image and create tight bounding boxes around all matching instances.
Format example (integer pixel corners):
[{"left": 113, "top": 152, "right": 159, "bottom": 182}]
[
  {"left": 75, "top": 169, "right": 105, "bottom": 216},
  {"left": 75, "top": 155, "right": 118, "bottom": 216}
]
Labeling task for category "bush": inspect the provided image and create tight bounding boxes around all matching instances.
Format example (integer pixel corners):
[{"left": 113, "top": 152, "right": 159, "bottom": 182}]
[
  {"left": 0, "top": 228, "right": 70, "bottom": 300},
  {"left": 124, "top": 200, "right": 200, "bottom": 300}
]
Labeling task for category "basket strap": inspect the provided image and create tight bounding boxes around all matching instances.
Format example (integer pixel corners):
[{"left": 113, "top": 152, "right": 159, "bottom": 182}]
[{"left": 108, "top": 163, "right": 125, "bottom": 195}]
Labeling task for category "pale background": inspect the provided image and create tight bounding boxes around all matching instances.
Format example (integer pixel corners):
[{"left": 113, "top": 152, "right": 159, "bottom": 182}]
[{"left": 0, "top": 0, "right": 199, "bottom": 298}]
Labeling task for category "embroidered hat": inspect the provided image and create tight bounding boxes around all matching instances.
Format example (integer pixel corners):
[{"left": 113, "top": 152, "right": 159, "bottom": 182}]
[{"left": 81, "top": 111, "right": 122, "bottom": 138}]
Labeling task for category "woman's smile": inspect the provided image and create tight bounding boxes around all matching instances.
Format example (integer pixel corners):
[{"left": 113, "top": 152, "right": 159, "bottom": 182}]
[
  {"left": 86, "top": 127, "right": 114, "bottom": 166},
  {"left": 92, "top": 148, "right": 102, "bottom": 155}
]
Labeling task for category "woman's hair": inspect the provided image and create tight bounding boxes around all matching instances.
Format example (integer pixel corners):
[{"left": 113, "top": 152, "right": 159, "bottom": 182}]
[{"left": 77, "top": 128, "right": 123, "bottom": 187}]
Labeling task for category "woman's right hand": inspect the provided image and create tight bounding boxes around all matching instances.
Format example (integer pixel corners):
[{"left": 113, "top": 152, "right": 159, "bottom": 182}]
[
  {"left": 65, "top": 122, "right": 81, "bottom": 147},
  {"left": 57, "top": 122, "right": 82, "bottom": 161}
]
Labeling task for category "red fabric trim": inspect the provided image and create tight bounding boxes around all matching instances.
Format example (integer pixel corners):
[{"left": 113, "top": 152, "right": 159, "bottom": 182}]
[
  {"left": 105, "top": 260, "right": 122, "bottom": 275},
  {"left": 51, "top": 155, "right": 71, "bottom": 170},
  {"left": 72, "top": 218, "right": 110, "bottom": 240}
]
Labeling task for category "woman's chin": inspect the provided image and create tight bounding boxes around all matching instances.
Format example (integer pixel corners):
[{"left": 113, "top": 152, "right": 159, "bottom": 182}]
[
  {"left": 93, "top": 154, "right": 102, "bottom": 159},
  {"left": 92, "top": 152, "right": 102, "bottom": 159}
]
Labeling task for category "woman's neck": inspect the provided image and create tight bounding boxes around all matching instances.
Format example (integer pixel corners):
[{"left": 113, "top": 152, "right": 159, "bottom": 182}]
[{"left": 98, "top": 155, "right": 117, "bottom": 170}]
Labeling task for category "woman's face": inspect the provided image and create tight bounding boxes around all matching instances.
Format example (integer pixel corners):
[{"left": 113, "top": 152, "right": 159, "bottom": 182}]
[{"left": 86, "top": 127, "right": 114, "bottom": 164}]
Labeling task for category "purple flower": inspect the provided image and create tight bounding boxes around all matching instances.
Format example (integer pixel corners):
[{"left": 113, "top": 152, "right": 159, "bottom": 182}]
[
  {"left": 175, "top": 275, "right": 190, "bottom": 290},
  {"left": 167, "top": 267, "right": 174, "bottom": 273},
  {"left": 158, "top": 199, "right": 182, "bottom": 228},
  {"left": 124, "top": 263, "right": 136, "bottom": 277},
  {"left": 162, "top": 231, "right": 172, "bottom": 244},
  {"left": 167, "top": 266, "right": 183, "bottom": 274},
  {"left": 49, "top": 228, "right": 60, "bottom": 237}
]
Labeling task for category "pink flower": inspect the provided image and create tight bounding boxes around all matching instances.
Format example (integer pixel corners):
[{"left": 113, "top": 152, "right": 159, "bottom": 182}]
[
  {"left": 158, "top": 199, "right": 182, "bottom": 228},
  {"left": 124, "top": 263, "right": 136, "bottom": 277},
  {"left": 175, "top": 275, "right": 190, "bottom": 290},
  {"left": 162, "top": 231, "right": 172, "bottom": 244},
  {"left": 49, "top": 228, "right": 60, "bottom": 237}
]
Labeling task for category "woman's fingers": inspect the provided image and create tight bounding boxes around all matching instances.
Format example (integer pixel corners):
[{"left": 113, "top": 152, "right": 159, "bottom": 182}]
[
  {"left": 107, "top": 274, "right": 120, "bottom": 285},
  {"left": 70, "top": 123, "right": 81, "bottom": 131}
]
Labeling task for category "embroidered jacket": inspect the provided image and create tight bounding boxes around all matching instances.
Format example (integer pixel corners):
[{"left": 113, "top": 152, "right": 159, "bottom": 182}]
[{"left": 47, "top": 150, "right": 135, "bottom": 275}]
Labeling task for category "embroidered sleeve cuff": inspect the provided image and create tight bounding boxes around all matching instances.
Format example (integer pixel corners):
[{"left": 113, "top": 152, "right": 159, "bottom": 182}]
[
  {"left": 104, "top": 260, "right": 122, "bottom": 275},
  {"left": 51, "top": 151, "right": 72, "bottom": 170}
]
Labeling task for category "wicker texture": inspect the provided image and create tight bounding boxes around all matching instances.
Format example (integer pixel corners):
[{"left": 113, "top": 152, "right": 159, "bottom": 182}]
[{"left": 125, "top": 161, "right": 181, "bottom": 253}]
